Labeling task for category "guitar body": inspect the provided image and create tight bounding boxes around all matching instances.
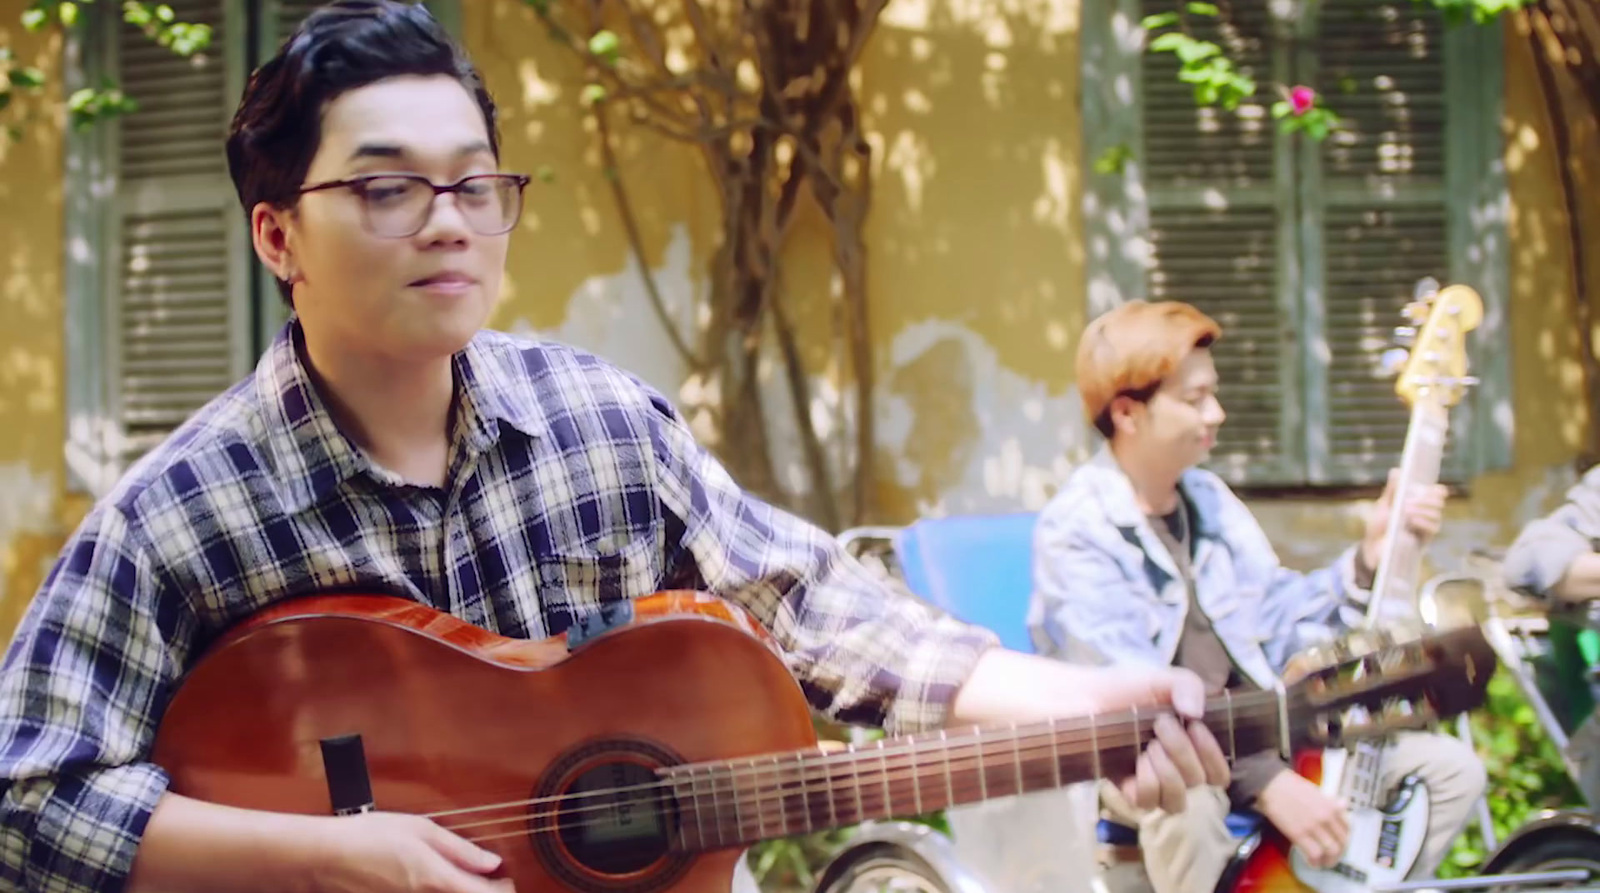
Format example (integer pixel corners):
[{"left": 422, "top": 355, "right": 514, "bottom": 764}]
[
  {"left": 150, "top": 592, "right": 818, "bottom": 893},
  {"left": 1222, "top": 750, "right": 1429, "bottom": 893}
]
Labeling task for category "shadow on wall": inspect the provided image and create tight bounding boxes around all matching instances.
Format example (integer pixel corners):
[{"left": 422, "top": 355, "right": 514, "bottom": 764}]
[
  {"left": 859, "top": 0, "right": 1097, "bottom": 520},
  {"left": 0, "top": 21, "right": 71, "bottom": 643}
]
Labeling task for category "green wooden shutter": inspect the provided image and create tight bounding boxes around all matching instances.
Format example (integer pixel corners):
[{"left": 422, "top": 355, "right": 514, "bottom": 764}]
[
  {"left": 1300, "top": 0, "right": 1464, "bottom": 485},
  {"left": 1141, "top": 0, "right": 1305, "bottom": 485},
  {"left": 108, "top": 0, "right": 252, "bottom": 466}
]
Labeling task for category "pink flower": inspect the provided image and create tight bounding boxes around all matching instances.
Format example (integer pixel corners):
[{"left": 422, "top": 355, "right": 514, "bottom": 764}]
[{"left": 1290, "top": 85, "right": 1315, "bottom": 115}]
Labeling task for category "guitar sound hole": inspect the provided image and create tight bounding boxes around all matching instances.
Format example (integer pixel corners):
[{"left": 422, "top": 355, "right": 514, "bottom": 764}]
[{"left": 557, "top": 761, "right": 671, "bottom": 875}]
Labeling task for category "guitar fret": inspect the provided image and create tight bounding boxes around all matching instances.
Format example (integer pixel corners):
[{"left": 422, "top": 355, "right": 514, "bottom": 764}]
[
  {"left": 822, "top": 749, "right": 837, "bottom": 829},
  {"left": 1224, "top": 689, "right": 1238, "bottom": 763},
  {"left": 1010, "top": 722, "right": 1023, "bottom": 796},
  {"left": 976, "top": 728, "right": 988, "bottom": 801},
  {"left": 711, "top": 763, "right": 727, "bottom": 847},
  {"left": 910, "top": 735, "right": 923, "bottom": 815},
  {"left": 672, "top": 775, "right": 688, "bottom": 850},
  {"left": 1048, "top": 718, "right": 1062, "bottom": 789},
  {"left": 851, "top": 744, "right": 865, "bottom": 825},
  {"left": 876, "top": 739, "right": 891, "bottom": 818},
  {"left": 689, "top": 766, "right": 706, "bottom": 849},
  {"left": 731, "top": 760, "right": 746, "bottom": 841},
  {"left": 939, "top": 729, "right": 955, "bottom": 809},
  {"left": 796, "top": 751, "right": 813, "bottom": 833},
  {"left": 771, "top": 754, "right": 786, "bottom": 837},
  {"left": 1090, "top": 713, "right": 1101, "bottom": 781}
]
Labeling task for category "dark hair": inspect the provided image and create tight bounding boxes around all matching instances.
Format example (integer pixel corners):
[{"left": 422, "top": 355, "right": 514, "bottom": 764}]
[{"left": 226, "top": 0, "right": 500, "bottom": 305}]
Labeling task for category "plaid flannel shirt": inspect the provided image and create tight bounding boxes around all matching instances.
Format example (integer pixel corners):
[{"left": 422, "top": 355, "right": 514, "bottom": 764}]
[{"left": 0, "top": 319, "right": 997, "bottom": 893}]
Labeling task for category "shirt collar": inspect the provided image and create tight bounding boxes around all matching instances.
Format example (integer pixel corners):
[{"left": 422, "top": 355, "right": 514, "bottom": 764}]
[
  {"left": 257, "top": 317, "right": 546, "bottom": 512},
  {"left": 1084, "top": 444, "right": 1224, "bottom": 540}
]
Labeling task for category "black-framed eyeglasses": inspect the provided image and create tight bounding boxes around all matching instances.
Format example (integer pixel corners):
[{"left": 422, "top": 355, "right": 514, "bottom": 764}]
[{"left": 296, "top": 173, "right": 532, "bottom": 238}]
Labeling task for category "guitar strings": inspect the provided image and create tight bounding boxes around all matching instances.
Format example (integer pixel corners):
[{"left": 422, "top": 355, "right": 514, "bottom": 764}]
[
  {"left": 415, "top": 700, "right": 1291, "bottom": 845},
  {"left": 423, "top": 696, "right": 1283, "bottom": 825}
]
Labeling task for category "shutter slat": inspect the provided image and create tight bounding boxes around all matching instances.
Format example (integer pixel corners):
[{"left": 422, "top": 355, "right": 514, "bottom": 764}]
[
  {"left": 117, "top": 204, "right": 235, "bottom": 451},
  {"left": 1320, "top": 200, "right": 1458, "bottom": 477},
  {"left": 1316, "top": 0, "right": 1446, "bottom": 183},
  {"left": 1148, "top": 201, "right": 1292, "bottom": 474},
  {"left": 1141, "top": 0, "right": 1275, "bottom": 186},
  {"left": 117, "top": 1, "right": 227, "bottom": 182}
]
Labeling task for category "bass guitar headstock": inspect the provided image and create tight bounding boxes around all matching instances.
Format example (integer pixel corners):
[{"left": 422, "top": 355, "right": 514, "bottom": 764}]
[{"left": 1384, "top": 277, "right": 1483, "bottom": 410}]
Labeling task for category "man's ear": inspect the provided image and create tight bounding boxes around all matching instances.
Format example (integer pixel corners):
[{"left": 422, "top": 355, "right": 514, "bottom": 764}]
[
  {"left": 251, "top": 202, "right": 299, "bottom": 284},
  {"left": 1108, "top": 395, "right": 1143, "bottom": 437}
]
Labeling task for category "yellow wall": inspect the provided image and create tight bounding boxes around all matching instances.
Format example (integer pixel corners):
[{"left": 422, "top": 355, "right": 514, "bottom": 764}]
[
  {"left": 0, "top": 9, "right": 75, "bottom": 639},
  {"left": 0, "top": 0, "right": 1595, "bottom": 643}
]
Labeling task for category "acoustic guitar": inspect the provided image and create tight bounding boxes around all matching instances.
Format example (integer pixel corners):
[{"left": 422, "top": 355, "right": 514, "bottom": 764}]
[{"left": 150, "top": 591, "right": 1495, "bottom": 893}]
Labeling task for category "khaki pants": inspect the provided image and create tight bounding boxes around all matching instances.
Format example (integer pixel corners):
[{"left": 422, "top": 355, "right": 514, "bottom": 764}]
[{"left": 1100, "top": 730, "right": 1487, "bottom": 893}]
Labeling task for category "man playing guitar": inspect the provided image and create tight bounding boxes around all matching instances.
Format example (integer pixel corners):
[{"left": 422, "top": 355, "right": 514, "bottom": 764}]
[
  {"left": 1026, "top": 300, "right": 1487, "bottom": 893},
  {"left": 0, "top": 4, "right": 1228, "bottom": 892}
]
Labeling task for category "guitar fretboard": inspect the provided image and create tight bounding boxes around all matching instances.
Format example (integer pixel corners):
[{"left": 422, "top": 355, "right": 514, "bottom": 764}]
[
  {"left": 1367, "top": 400, "right": 1450, "bottom": 623},
  {"left": 659, "top": 690, "right": 1292, "bottom": 851}
]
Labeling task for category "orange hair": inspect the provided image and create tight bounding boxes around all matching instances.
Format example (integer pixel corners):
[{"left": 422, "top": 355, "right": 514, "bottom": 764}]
[{"left": 1077, "top": 300, "right": 1221, "bottom": 437}]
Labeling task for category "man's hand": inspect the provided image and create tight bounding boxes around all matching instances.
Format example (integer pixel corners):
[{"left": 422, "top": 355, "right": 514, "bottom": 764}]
[
  {"left": 1107, "top": 665, "right": 1232, "bottom": 814},
  {"left": 951, "top": 653, "right": 1230, "bottom": 814},
  {"left": 1361, "top": 469, "right": 1448, "bottom": 574},
  {"left": 1255, "top": 770, "right": 1349, "bottom": 869},
  {"left": 318, "top": 812, "right": 511, "bottom": 893}
]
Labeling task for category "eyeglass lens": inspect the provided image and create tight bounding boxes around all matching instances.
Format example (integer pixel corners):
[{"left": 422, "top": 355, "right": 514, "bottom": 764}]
[{"left": 363, "top": 175, "right": 523, "bottom": 237}]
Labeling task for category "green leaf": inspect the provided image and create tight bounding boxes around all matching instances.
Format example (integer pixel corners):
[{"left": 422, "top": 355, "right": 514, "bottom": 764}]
[
  {"left": 580, "top": 82, "right": 607, "bottom": 106},
  {"left": 536, "top": 164, "right": 555, "bottom": 183},
  {"left": 1174, "top": 40, "right": 1220, "bottom": 63},
  {"left": 1148, "top": 32, "right": 1188, "bottom": 52},
  {"left": 0, "top": 90, "right": 11, "bottom": 113},
  {"left": 9, "top": 67, "right": 45, "bottom": 88},
  {"left": 1271, "top": 99, "right": 1290, "bottom": 118},
  {"left": 1140, "top": 11, "right": 1180, "bottom": 29},
  {"left": 1185, "top": 1, "right": 1220, "bottom": 14},
  {"left": 21, "top": 8, "right": 47, "bottom": 30},
  {"left": 587, "top": 29, "right": 620, "bottom": 64}
]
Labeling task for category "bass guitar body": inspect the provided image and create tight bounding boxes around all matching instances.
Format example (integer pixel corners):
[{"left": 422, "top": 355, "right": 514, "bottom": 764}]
[
  {"left": 150, "top": 592, "right": 819, "bottom": 893},
  {"left": 1220, "top": 749, "right": 1430, "bottom": 893}
]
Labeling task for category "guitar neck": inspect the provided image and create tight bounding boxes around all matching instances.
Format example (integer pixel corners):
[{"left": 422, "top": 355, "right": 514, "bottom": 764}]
[
  {"left": 1366, "top": 400, "right": 1450, "bottom": 625},
  {"left": 664, "top": 690, "right": 1287, "bottom": 851}
]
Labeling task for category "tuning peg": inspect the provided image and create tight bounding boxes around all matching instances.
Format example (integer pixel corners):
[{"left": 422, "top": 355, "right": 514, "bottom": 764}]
[
  {"left": 1393, "top": 326, "right": 1417, "bottom": 347},
  {"left": 1402, "top": 302, "right": 1431, "bottom": 325},
  {"left": 1379, "top": 347, "right": 1410, "bottom": 376},
  {"left": 1412, "top": 276, "right": 1441, "bottom": 300}
]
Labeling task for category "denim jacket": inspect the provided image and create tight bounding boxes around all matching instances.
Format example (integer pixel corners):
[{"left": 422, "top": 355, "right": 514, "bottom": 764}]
[{"left": 1025, "top": 448, "right": 1377, "bottom": 688}]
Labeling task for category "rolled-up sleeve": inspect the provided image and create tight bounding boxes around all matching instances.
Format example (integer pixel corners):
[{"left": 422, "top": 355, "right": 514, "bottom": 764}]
[
  {"left": 644, "top": 392, "right": 998, "bottom": 735},
  {"left": 0, "top": 506, "right": 191, "bottom": 893},
  {"left": 1503, "top": 467, "right": 1600, "bottom": 596}
]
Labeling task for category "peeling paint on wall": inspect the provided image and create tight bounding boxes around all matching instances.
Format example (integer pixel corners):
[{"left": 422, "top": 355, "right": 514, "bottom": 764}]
[
  {"left": 503, "top": 224, "right": 699, "bottom": 399},
  {"left": 877, "top": 320, "right": 1095, "bottom": 517},
  {"left": 0, "top": 463, "right": 57, "bottom": 636}
]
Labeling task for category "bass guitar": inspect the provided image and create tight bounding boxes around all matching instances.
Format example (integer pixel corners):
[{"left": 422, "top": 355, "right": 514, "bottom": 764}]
[
  {"left": 150, "top": 590, "right": 1494, "bottom": 893},
  {"left": 1231, "top": 279, "right": 1484, "bottom": 893}
]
